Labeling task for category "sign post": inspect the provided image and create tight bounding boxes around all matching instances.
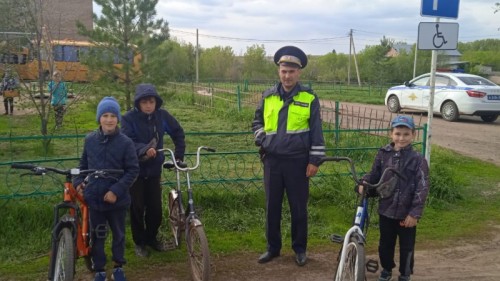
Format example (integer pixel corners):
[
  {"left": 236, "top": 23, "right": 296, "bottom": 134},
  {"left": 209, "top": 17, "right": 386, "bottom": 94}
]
[{"left": 419, "top": 0, "right": 460, "bottom": 165}]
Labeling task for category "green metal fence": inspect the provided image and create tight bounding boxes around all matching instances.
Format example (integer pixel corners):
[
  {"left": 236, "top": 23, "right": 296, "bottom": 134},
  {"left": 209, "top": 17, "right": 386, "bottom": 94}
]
[{"left": 0, "top": 125, "right": 425, "bottom": 207}]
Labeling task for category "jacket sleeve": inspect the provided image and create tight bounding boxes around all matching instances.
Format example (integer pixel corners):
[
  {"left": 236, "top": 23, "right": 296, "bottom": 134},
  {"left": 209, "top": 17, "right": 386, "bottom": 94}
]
[
  {"left": 164, "top": 112, "right": 186, "bottom": 161},
  {"left": 362, "top": 150, "right": 384, "bottom": 186},
  {"left": 73, "top": 139, "right": 89, "bottom": 188},
  {"left": 408, "top": 155, "right": 429, "bottom": 219},
  {"left": 308, "top": 95, "right": 325, "bottom": 166},
  {"left": 121, "top": 114, "right": 151, "bottom": 158},
  {"left": 109, "top": 137, "right": 139, "bottom": 199},
  {"left": 252, "top": 97, "right": 265, "bottom": 146}
]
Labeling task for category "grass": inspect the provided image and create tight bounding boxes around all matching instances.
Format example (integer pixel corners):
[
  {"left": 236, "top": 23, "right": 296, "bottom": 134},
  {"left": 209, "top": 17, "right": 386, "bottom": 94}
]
[{"left": 1, "top": 89, "right": 500, "bottom": 280}]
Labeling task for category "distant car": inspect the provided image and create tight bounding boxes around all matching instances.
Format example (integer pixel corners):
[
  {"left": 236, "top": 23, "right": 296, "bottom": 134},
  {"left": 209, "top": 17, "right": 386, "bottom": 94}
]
[{"left": 385, "top": 72, "right": 500, "bottom": 122}]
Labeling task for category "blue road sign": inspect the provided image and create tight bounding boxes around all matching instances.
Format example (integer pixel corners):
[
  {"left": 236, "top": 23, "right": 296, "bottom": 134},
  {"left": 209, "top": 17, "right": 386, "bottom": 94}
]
[{"left": 421, "top": 0, "right": 460, "bottom": 19}]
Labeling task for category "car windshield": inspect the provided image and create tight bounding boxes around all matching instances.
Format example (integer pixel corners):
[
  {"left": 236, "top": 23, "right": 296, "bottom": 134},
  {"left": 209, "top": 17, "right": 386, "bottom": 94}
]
[{"left": 457, "top": 76, "right": 497, "bottom": 86}]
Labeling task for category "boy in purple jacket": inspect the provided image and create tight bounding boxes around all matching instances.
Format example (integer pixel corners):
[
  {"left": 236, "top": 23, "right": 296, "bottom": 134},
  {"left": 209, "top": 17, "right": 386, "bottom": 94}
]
[{"left": 359, "top": 115, "right": 429, "bottom": 281}]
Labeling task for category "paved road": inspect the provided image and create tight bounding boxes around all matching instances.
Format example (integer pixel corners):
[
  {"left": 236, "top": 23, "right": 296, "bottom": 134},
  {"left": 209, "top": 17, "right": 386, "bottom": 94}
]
[{"left": 321, "top": 101, "right": 500, "bottom": 167}]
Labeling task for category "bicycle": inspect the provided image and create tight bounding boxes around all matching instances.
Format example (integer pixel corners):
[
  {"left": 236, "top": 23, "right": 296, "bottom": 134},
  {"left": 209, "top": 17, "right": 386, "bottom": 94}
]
[
  {"left": 159, "top": 146, "right": 216, "bottom": 281},
  {"left": 319, "top": 156, "right": 404, "bottom": 281},
  {"left": 11, "top": 163, "right": 123, "bottom": 281}
]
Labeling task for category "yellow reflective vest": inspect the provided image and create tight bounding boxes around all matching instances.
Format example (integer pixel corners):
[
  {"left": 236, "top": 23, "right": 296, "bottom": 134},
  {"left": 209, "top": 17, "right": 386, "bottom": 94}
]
[{"left": 263, "top": 91, "right": 315, "bottom": 135}]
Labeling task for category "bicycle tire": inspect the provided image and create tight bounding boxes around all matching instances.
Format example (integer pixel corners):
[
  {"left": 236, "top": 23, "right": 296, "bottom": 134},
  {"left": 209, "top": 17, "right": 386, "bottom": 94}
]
[
  {"left": 52, "top": 227, "right": 75, "bottom": 281},
  {"left": 333, "top": 234, "right": 365, "bottom": 281},
  {"left": 168, "top": 193, "right": 184, "bottom": 247},
  {"left": 187, "top": 223, "right": 210, "bottom": 281}
]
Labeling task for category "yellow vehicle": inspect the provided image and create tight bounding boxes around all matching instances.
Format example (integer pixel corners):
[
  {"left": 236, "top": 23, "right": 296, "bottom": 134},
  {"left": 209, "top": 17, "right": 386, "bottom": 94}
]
[{"left": 1, "top": 39, "right": 141, "bottom": 82}]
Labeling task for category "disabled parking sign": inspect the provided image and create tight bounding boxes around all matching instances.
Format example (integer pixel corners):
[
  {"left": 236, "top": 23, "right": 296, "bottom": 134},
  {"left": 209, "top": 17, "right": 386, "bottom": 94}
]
[{"left": 417, "top": 22, "right": 459, "bottom": 50}]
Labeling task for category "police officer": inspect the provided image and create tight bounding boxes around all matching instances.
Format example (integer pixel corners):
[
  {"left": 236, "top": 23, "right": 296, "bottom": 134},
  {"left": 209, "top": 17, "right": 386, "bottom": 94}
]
[{"left": 252, "top": 46, "right": 325, "bottom": 266}]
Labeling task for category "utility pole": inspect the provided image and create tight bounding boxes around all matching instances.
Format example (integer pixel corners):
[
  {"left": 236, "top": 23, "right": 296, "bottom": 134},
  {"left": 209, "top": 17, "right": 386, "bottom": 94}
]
[
  {"left": 195, "top": 28, "right": 199, "bottom": 84},
  {"left": 348, "top": 30, "right": 351, "bottom": 86},
  {"left": 349, "top": 29, "right": 361, "bottom": 86}
]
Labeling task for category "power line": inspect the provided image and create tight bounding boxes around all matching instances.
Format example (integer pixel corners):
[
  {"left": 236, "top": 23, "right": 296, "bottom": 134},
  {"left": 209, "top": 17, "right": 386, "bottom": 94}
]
[{"left": 170, "top": 28, "right": 349, "bottom": 44}]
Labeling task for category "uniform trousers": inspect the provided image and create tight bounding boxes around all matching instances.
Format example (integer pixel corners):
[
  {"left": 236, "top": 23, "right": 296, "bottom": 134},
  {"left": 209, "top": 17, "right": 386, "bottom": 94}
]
[{"left": 263, "top": 155, "right": 309, "bottom": 255}]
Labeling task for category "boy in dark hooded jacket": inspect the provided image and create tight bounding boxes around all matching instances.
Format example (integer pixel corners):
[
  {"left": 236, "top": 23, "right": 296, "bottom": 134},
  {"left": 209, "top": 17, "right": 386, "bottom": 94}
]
[
  {"left": 121, "top": 83, "right": 186, "bottom": 257},
  {"left": 73, "top": 96, "right": 139, "bottom": 281}
]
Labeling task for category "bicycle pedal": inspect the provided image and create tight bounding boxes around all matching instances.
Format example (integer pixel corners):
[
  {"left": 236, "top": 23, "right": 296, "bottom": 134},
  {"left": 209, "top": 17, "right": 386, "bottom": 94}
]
[
  {"left": 164, "top": 240, "right": 178, "bottom": 250},
  {"left": 366, "top": 259, "right": 379, "bottom": 273},
  {"left": 330, "top": 234, "right": 344, "bottom": 244}
]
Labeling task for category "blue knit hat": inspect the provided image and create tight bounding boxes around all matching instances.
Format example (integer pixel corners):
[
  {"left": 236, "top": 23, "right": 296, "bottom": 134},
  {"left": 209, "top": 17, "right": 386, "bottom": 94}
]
[{"left": 96, "top": 96, "right": 121, "bottom": 123}]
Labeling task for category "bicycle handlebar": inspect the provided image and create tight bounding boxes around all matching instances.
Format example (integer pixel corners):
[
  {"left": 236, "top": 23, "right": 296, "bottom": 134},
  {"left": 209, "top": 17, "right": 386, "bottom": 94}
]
[
  {"left": 11, "top": 163, "right": 124, "bottom": 177},
  {"left": 319, "top": 156, "right": 405, "bottom": 188},
  {"left": 159, "top": 146, "right": 216, "bottom": 172}
]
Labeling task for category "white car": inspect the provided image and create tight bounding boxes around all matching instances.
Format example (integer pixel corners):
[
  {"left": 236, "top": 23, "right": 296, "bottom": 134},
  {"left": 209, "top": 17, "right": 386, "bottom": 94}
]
[{"left": 385, "top": 72, "right": 500, "bottom": 122}]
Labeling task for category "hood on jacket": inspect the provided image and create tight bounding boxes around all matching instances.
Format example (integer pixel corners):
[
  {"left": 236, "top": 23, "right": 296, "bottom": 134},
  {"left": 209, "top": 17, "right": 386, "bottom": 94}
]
[{"left": 134, "top": 83, "right": 164, "bottom": 111}]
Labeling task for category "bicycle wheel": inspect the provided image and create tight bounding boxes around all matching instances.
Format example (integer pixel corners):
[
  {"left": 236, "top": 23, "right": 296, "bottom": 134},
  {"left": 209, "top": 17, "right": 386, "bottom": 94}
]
[
  {"left": 334, "top": 234, "right": 365, "bottom": 281},
  {"left": 168, "top": 192, "right": 184, "bottom": 247},
  {"left": 52, "top": 227, "right": 75, "bottom": 281},
  {"left": 186, "top": 222, "right": 210, "bottom": 281}
]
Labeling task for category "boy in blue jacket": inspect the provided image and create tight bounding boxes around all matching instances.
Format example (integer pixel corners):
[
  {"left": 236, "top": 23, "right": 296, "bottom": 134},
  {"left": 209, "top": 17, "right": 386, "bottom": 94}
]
[
  {"left": 74, "top": 96, "right": 139, "bottom": 281},
  {"left": 121, "top": 83, "right": 185, "bottom": 257},
  {"left": 359, "top": 115, "right": 429, "bottom": 281}
]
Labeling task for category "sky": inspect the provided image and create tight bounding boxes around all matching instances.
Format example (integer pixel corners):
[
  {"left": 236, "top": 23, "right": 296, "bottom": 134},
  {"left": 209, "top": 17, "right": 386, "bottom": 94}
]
[{"left": 96, "top": 0, "right": 500, "bottom": 56}]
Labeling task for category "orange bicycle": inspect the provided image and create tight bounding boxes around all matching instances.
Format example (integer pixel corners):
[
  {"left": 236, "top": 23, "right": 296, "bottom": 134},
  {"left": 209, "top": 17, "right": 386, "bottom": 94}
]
[{"left": 11, "top": 163, "right": 123, "bottom": 281}]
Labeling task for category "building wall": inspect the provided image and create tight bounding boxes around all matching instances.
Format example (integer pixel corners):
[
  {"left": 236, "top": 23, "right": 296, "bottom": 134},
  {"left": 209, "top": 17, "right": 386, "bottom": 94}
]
[{"left": 42, "top": 0, "right": 93, "bottom": 41}]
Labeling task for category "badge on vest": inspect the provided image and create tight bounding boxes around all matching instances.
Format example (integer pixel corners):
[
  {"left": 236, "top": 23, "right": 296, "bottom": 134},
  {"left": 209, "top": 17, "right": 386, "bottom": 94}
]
[{"left": 293, "top": 101, "right": 309, "bottom": 107}]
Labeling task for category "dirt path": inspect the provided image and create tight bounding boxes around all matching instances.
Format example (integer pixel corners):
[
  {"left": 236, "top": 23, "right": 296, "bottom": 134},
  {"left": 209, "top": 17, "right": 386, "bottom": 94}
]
[{"left": 119, "top": 227, "right": 500, "bottom": 281}]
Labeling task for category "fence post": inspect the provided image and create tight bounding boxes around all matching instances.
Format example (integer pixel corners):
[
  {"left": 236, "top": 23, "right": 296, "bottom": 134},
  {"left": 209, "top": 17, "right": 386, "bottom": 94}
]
[
  {"left": 236, "top": 85, "right": 242, "bottom": 112},
  {"left": 335, "top": 101, "right": 340, "bottom": 144},
  {"left": 244, "top": 79, "right": 249, "bottom": 92}
]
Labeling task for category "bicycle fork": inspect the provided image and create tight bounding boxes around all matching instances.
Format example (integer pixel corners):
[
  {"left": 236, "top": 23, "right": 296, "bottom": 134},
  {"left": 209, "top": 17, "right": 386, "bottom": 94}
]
[
  {"left": 47, "top": 202, "right": 79, "bottom": 280},
  {"left": 335, "top": 226, "right": 364, "bottom": 281},
  {"left": 184, "top": 171, "right": 203, "bottom": 235}
]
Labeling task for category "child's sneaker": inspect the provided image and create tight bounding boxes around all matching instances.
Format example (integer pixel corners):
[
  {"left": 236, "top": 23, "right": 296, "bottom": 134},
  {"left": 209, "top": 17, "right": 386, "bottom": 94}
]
[
  {"left": 378, "top": 269, "right": 393, "bottom": 281},
  {"left": 94, "top": 271, "right": 107, "bottom": 281},
  {"left": 398, "top": 276, "right": 411, "bottom": 281},
  {"left": 111, "top": 267, "right": 126, "bottom": 281}
]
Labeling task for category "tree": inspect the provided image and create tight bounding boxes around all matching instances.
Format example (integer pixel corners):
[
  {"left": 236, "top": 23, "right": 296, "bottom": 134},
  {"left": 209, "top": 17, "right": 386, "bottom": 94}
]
[
  {"left": 199, "top": 46, "right": 236, "bottom": 80},
  {"left": 77, "top": 0, "right": 169, "bottom": 110},
  {"left": 141, "top": 40, "right": 195, "bottom": 83},
  {"left": 242, "top": 44, "right": 274, "bottom": 80}
]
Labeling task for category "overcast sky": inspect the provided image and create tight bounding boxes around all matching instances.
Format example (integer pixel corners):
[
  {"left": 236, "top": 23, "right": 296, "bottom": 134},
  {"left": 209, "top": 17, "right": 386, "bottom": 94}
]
[{"left": 96, "top": 0, "right": 500, "bottom": 56}]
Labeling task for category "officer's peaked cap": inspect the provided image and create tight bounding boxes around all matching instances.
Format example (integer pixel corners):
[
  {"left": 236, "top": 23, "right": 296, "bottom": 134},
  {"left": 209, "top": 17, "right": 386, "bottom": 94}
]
[{"left": 273, "top": 46, "right": 307, "bottom": 69}]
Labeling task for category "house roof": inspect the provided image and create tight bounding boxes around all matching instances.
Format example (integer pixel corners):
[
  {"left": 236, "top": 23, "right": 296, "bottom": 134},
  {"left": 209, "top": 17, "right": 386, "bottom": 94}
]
[{"left": 387, "top": 43, "right": 462, "bottom": 57}]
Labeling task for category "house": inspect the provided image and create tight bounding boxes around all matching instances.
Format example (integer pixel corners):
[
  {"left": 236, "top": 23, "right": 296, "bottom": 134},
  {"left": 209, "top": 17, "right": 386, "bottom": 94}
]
[{"left": 386, "top": 43, "right": 467, "bottom": 72}]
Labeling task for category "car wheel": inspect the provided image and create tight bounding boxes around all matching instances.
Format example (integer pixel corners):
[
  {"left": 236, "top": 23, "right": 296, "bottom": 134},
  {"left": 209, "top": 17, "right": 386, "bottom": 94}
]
[
  {"left": 387, "top": 95, "right": 401, "bottom": 113},
  {"left": 440, "top": 101, "right": 459, "bottom": 122},
  {"left": 480, "top": 115, "right": 498, "bottom": 123}
]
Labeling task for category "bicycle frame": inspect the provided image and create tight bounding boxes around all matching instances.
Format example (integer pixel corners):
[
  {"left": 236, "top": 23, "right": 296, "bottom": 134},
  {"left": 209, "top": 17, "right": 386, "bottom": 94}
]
[
  {"left": 48, "top": 174, "right": 89, "bottom": 279},
  {"left": 160, "top": 146, "right": 214, "bottom": 230}
]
